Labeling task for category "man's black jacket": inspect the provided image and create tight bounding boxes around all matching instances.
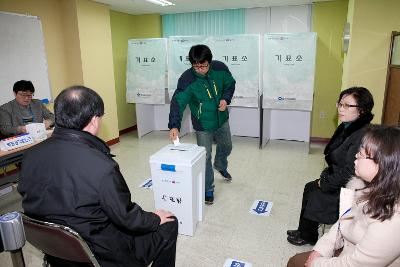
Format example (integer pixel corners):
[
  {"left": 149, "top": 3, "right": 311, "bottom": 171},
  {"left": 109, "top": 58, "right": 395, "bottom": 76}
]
[{"left": 18, "top": 127, "right": 160, "bottom": 266}]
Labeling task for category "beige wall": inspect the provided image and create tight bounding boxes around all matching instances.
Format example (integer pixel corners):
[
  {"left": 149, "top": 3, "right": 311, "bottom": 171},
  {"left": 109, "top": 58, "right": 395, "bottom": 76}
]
[
  {"left": 312, "top": 0, "right": 348, "bottom": 138},
  {"left": 132, "top": 14, "right": 162, "bottom": 38},
  {"left": 60, "top": 0, "right": 84, "bottom": 85},
  {"left": 110, "top": 12, "right": 162, "bottom": 131},
  {"left": 75, "top": 0, "right": 119, "bottom": 140},
  {"left": 110, "top": 11, "right": 137, "bottom": 131},
  {"left": 343, "top": 0, "right": 400, "bottom": 123},
  {"left": 0, "top": 0, "right": 119, "bottom": 142}
]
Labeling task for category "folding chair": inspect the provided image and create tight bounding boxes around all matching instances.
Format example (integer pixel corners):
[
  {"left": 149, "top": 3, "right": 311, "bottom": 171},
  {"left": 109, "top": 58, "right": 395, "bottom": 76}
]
[{"left": 21, "top": 213, "right": 100, "bottom": 267}]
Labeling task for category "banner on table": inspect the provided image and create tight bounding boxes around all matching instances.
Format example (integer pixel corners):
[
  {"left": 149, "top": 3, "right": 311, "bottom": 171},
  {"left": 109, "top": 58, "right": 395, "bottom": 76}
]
[
  {"left": 126, "top": 38, "right": 167, "bottom": 104},
  {"left": 263, "top": 33, "right": 316, "bottom": 111},
  {"left": 209, "top": 35, "right": 260, "bottom": 107}
]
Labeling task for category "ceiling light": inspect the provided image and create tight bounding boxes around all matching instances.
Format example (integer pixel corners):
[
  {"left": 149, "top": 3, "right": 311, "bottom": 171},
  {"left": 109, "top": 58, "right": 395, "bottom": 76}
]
[{"left": 145, "top": 0, "right": 175, "bottom": 6}]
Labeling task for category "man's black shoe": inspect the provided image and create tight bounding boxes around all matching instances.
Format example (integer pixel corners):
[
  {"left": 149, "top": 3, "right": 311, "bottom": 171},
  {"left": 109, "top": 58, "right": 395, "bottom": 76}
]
[
  {"left": 287, "top": 235, "right": 316, "bottom": 246},
  {"left": 219, "top": 170, "right": 232, "bottom": 182},
  {"left": 286, "top": 229, "right": 300, "bottom": 237},
  {"left": 205, "top": 191, "right": 214, "bottom": 205}
]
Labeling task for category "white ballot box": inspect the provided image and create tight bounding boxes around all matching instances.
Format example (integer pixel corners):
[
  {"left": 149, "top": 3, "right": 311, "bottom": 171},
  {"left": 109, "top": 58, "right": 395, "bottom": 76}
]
[{"left": 149, "top": 143, "right": 206, "bottom": 236}]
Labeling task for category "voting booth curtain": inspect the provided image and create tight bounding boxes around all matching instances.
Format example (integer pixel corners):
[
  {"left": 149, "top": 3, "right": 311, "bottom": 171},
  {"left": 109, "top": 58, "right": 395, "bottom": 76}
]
[
  {"left": 126, "top": 38, "right": 167, "bottom": 104},
  {"left": 128, "top": 9, "right": 316, "bottom": 110},
  {"left": 126, "top": 33, "right": 316, "bottom": 110},
  {"left": 263, "top": 33, "right": 317, "bottom": 111},
  {"left": 126, "top": 9, "right": 247, "bottom": 106},
  {"left": 126, "top": 35, "right": 260, "bottom": 107}
]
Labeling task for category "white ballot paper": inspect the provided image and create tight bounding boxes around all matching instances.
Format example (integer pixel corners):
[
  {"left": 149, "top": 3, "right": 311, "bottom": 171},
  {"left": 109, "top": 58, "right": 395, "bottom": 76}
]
[{"left": 173, "top": 136, "right": 180, "bottom": 146}]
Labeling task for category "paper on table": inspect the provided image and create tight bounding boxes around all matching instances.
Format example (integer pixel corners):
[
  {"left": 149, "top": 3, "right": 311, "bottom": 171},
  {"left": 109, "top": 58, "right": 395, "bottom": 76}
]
[{"left": 26, "top": 123, "right": 46, "bottom": 141}]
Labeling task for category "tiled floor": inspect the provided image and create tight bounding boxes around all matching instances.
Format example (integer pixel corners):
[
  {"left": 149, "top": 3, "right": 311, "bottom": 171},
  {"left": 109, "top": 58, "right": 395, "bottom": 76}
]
[{"left": 0, "top": 131, "right": 326, "bottom": 266}]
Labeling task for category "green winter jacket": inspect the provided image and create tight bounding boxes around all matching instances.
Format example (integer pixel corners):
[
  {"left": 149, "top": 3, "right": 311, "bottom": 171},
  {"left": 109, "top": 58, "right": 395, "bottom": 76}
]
[{"left": 168, "top": 60, "right": 235, "bottom": 131}]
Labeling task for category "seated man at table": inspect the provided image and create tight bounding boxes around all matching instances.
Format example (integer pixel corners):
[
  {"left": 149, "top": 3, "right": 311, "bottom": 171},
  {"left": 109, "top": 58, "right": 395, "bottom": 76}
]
[
  {"left": 18, "top": 85, "right": 178, "bottom": 267},
  {"left": 0, "top": 80, "right": 54, "bottom": 137}
]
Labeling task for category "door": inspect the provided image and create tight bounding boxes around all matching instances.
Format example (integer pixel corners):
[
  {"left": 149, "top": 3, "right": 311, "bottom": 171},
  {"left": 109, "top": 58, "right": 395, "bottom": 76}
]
[{"left": 382, "top": 32, "right": 400, "bottom": 126}]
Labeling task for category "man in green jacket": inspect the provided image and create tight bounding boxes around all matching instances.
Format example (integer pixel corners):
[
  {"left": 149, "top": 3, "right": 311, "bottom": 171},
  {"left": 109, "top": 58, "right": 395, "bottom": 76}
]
[{"left": 168, "top": 44, "right": 236, "bottom": 205}]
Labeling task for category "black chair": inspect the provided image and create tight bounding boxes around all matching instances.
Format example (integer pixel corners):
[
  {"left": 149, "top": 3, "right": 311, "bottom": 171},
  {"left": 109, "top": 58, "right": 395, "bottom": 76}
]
[{"left": 21, "top": 213, "right": 100, "bottom": 267}]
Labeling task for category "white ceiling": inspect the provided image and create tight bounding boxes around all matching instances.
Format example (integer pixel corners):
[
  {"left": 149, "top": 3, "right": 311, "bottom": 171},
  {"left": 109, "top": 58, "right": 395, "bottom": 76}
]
[{"left": 93, "top": 0, "right": 332, "bottom": 15}]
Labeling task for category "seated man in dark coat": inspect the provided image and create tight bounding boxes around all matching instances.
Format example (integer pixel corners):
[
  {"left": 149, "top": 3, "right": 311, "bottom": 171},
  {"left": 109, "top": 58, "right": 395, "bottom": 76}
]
[{"left": 18, "top": 85, "right": 178, "bottom": 267}]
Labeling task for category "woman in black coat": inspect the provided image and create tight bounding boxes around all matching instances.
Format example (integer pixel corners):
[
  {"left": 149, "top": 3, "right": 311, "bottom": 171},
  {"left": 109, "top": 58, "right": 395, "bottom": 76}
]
[{"left": 287, "top": 87, "right": 374, "bottom": 246}]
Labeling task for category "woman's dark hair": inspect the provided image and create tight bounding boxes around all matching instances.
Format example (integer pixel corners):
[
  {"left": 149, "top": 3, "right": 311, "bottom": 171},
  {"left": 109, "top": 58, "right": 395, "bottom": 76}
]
[
  {"left": 338, "top": 87, "right": 374, "bottom": 116},
  {"left": 360, "top": 125, "right": 400, "bottom": 221},
  {"left": 188, "top": 44, "right": 212, "bottom": 65},
  {"left": 54, "top": 85, "right": 104, "bottom": 131},
  {"left": 13, "top": 80, "right": 35, "bottom": 93}
]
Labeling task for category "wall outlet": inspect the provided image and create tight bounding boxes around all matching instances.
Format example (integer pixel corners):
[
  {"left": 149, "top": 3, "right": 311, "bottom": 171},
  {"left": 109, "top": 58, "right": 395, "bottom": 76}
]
[{"left": 319, "top": 111, "right": 326, "bottom": 119}]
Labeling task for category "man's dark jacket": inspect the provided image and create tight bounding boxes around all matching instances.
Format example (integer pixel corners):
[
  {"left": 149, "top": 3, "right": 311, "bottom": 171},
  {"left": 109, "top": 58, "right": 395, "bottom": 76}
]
[
  {"left": 303, "top": 113, "right": 373, "bottom": 224},
  {"left": 18, "top": 127, "right": 161, "bottom": 266}
]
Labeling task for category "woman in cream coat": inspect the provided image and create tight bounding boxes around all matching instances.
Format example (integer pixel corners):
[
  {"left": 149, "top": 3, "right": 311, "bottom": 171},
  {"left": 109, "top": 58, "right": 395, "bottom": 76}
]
[{"left": 287, "top": 125, "right": 400, "bottom": 267}]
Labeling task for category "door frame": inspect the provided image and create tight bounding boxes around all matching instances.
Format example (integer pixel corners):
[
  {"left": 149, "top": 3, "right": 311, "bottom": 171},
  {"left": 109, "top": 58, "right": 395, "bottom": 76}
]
[{"left": 382, "top": 31, "right": 400, "bottom": 124}]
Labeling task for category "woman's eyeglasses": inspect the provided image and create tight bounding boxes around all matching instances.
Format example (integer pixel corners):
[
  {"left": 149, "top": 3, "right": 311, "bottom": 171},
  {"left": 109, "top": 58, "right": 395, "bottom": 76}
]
[
  {"left": 336, "top": 102, "right": 358, "bottom": 109},
  {"left": 356, "top": 151, "right": 374, "bottom": 160}
]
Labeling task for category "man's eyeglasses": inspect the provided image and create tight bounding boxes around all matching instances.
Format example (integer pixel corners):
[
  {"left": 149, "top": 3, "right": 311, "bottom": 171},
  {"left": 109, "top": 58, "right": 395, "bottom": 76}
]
[
  {"left": 356, "top": 151, "right": 374, "bottom": 160},
  {"left": 192, "top": 63, "right": 209, "bottom": 70},
  {"left": 17, "top": 92, "right": 34, "bottom": 98},
  {"left": 336, "top": 102, "right": 358, "bottom": 109}
]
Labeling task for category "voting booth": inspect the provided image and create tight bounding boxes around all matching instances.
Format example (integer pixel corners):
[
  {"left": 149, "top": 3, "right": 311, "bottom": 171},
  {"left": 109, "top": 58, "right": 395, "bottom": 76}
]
[{"left": 149, "top": 144, "right": 206, "bottom": 236}]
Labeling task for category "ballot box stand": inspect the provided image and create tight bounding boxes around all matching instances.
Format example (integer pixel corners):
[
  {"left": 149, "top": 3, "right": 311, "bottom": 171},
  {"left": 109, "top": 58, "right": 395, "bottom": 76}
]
[{"left": 149, "top": 144, "right": 206, "bottom": 236}]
